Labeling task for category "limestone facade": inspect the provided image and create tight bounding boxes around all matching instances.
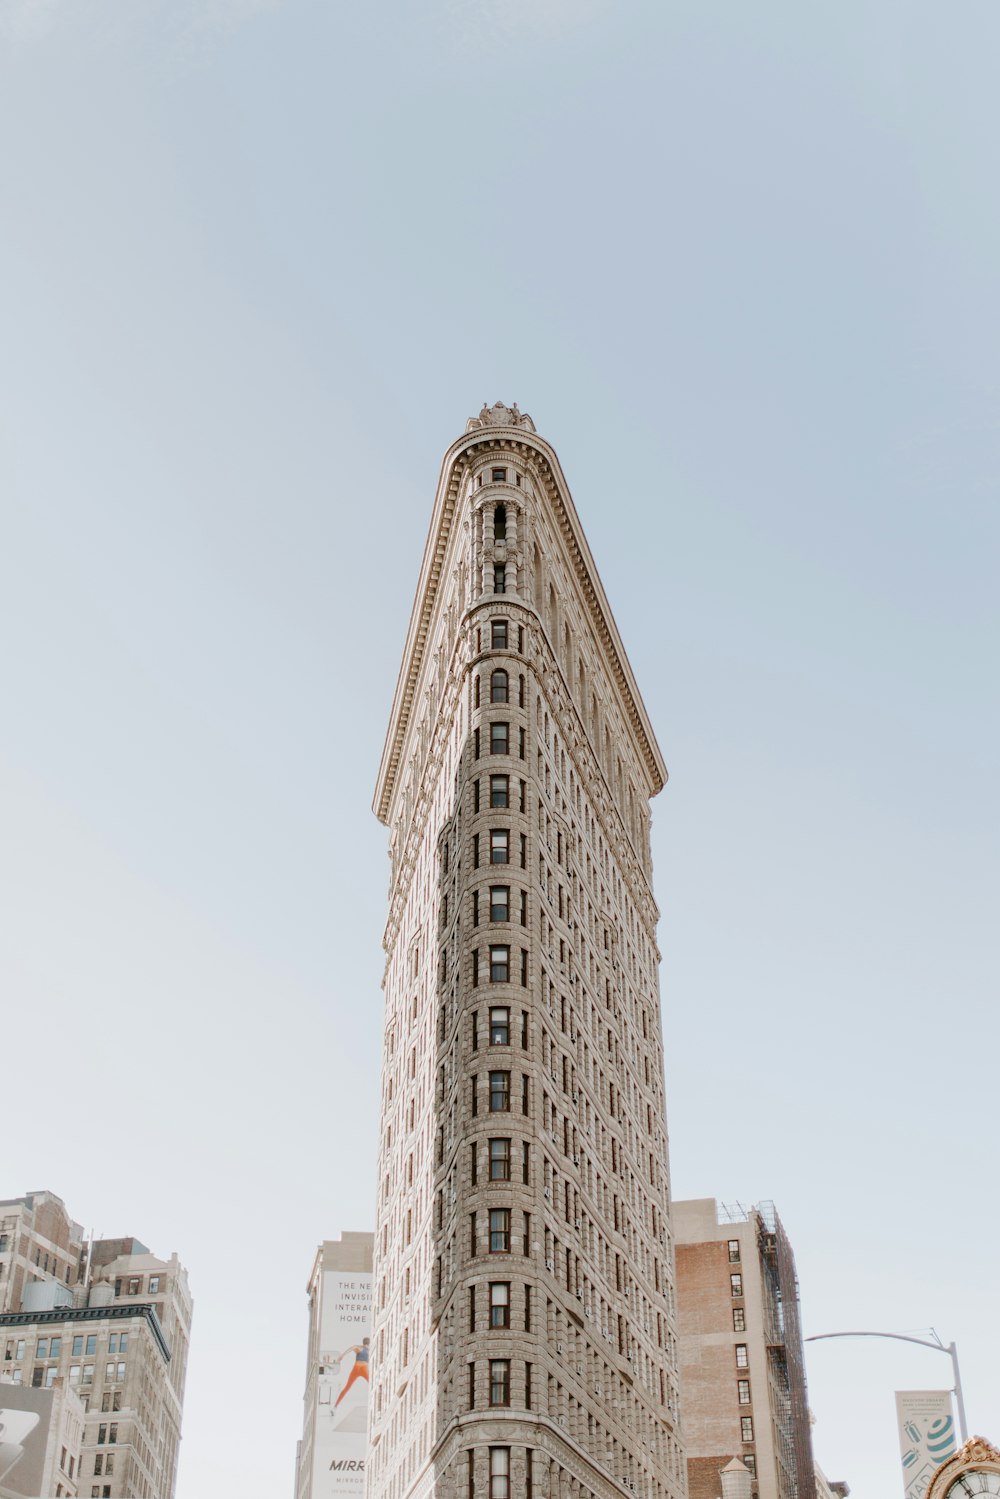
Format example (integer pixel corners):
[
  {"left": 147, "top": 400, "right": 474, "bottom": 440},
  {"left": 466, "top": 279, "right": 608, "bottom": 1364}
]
[
  {"left": 0, "top": 1198, "right": 191, "bottom": 1499},
  {"left": 370, "top": 406, "right": 685, "bottom": 1499}
]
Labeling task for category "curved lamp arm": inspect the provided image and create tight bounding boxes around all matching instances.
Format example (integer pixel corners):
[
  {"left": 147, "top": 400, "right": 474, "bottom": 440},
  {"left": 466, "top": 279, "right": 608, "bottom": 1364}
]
[{"left": 804, "top": 1330, "right": 968, "bottom": 1442}]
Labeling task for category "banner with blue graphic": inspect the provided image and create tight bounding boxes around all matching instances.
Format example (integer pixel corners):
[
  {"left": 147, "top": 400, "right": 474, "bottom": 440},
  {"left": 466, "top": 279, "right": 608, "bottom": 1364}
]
[{"left": 895, "top": 1390, "right": 958, "bottom": 1499}]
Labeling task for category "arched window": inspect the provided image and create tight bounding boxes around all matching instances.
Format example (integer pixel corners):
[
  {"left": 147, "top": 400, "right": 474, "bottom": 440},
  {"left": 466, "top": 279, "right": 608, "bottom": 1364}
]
[
  {"left": 494, "top": 504, "right": 507, "bottom": 540},
  {"left": 491, "top": 670, "right": 508, "bottom": 704}
]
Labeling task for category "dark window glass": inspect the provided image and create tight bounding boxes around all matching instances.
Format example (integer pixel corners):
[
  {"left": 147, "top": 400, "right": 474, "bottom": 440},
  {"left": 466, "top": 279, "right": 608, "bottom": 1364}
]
[
  {"left": 490, "top": 830, "right": 509, "bottom": 865},
  {"left": 491, "top": 620, "right": 508, "bottom": 650},
  {"left": 489, "top": 1071, "right": 510, "bottom": 1111},
  {"left": 490, "top": 722, "right": 509, "bottom": 754},
  {"left": 490, "top": 670, "right": 508, "bottom": 703},
  {"left": 489, "top": 1210, "right": 511, "bottom": 1253},
  {"left": 490, "top": 946, "right": 510, "bottom": 982},
  {"left": 490, "top": 1006, "right": 510, "bottom": 1043},
  {"left": 489, "top": 1138, "right": 511, "bottom": 1180},
  {"left": 490, "top": 774, "right": 509, "bottom": 807},
  {"left": 490, "top": 887, "right": 510, "bottom": 922}
]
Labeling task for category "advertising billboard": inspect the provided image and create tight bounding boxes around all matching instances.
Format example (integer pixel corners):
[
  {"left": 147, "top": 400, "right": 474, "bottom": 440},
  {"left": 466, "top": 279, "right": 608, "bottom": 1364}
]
[
  {"left": 311, "top": 1267, "right": 373, "bottom": 1499},
  {"left": 0, "top": 1384, "right": 54, "bottom": 1496},
  {"left": 896, "top": 1390, "right": 958, "bottom": 1499}
]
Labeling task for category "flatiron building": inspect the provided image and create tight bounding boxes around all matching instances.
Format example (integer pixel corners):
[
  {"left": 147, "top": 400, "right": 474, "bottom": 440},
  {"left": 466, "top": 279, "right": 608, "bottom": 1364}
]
[{"left": 370, "top": 404, "right": 685, "bottom": 1499}]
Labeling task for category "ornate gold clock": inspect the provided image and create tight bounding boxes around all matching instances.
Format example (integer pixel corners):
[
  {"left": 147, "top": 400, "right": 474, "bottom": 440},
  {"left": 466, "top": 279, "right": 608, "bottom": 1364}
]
[{"left": 927, "top": 1439, "right": 1000, "bottom": 1499}]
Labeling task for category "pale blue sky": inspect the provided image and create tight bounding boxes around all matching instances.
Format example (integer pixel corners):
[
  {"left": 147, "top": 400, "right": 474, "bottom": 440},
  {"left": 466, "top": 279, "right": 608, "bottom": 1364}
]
[{"left": 1, "top": 2, "right": 997, "bottom": 1495}]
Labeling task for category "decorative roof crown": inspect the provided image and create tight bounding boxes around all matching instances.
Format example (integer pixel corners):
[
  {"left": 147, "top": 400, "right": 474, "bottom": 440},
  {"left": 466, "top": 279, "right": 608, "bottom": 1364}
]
[{"left": 465, "top": 401, "right": 536, "bottom": 433}]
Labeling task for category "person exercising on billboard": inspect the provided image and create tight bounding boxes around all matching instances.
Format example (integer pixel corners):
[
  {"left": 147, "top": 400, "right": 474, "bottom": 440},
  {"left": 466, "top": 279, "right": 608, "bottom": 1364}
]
[{"left": 334, "top": 1337, "right": 370, "bottom": 1406}]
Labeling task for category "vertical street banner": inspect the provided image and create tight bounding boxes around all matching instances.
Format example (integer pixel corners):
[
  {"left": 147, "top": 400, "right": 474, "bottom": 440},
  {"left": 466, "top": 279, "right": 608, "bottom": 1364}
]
[
  {"left": 312, "top": 1268, "right": 373, "bottom": 1498},
  {"left": 895, "top": 1391, "right": 958, "bottom": 1499}
]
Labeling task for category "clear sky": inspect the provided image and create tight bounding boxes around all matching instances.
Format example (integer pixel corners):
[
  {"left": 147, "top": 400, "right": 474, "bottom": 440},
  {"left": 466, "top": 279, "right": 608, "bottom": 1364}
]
[{"left": 2, "top": 1, "right": 998, "bottom": 1496}]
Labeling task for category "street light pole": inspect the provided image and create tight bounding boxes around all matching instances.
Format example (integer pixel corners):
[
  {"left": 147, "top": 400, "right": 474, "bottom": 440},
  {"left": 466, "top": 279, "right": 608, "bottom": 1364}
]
[{"left": 804, "top": 1330, "right": 968, "bottom": 1442}]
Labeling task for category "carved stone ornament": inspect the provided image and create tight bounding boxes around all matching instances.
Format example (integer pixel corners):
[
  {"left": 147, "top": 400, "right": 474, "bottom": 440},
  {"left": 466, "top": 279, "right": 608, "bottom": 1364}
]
[{"left": 466, "top": 401, "right": 536, "bottom": 433}]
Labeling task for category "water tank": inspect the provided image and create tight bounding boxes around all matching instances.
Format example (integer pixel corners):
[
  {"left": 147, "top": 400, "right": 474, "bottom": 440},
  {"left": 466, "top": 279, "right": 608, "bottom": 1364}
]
[{"left": 88, "top": 1281, "right": 114, "bottom": 1307}]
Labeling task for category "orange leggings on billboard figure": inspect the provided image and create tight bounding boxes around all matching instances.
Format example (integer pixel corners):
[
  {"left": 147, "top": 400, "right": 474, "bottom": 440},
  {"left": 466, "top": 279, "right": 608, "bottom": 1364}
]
[{"left": 335, "top": 1338, "right": 370, "bottom": 1406}]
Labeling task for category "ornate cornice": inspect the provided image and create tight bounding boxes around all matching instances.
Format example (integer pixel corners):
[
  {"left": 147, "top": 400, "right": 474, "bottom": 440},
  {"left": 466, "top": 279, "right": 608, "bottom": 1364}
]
[{"left": 374, "top": 412, "right": 668, "bottom": 826}]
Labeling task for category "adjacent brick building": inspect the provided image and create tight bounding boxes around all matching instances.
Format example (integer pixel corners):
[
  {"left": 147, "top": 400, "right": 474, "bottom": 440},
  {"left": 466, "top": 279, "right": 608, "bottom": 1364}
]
[
  {"left": 674, "top": 1199, "right": 816, "bottom": 1499},
  {"left": 369, "top": 404, "right": 686, "bottom": 1499}
]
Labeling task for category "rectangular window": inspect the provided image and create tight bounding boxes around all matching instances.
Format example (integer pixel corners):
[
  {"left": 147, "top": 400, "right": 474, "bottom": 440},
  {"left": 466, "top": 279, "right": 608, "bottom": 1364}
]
[
  {"left": 518, "top": 727, "right": 525, "bottom": 759},
  {"left": 521, "top": 1075, "right": 529, "bottom": 1114},
  {"left": 736, "top": 1344, "right": 748, "bottom": 1368},
  {"left": 524, "top": 1284, "right": 532, "bottom": 1331},
  {"left": 490, "top": 722, "right": 509, "bottom": 755},
  {"left": 728, "top": 1239, "right": 741, "bottom": 1262},
  {"left": 489, "top": 1071, "right": 510, "bottom": 1111},
  {"left": 730, "top": 1273, "right": 743, "bottom": 1297},
  {"left": 474, "top": 727, "right": 481, "bottom": 759},
  {"left": 72, "top": 1336, "right": 83, "bottom": 1357},
  {"left": 489, "top": 1209, "right": 511, "bottom": 1252},
  {"left": 69, "top": 1365, "right": 81, "bottom": 1384},
  {"left": 491, "top": 620, "right": 508, "bottom": 650},
  {"left": 493, "top": 563, "right": 506, "bottom": 594},
  {"left": 738, "top": 1379, "right": 751, "bottom": 1404},
  {"left": 489, "top": 1138, "right": 511, "bottom": 1180},
  {"left": 32, "top": 1367, "right": 43, "bottom": 1387},
  {"left": 491, "top": 467, "right": 507, "bottom": 483},
  {"left": 473, "top": 833, "right": 480, "bottom": 867},
  {"left": 108, "top": 1423, "right": 118, "bottom": 1444},
  {"left": 489, "top": 1446, "right": 510, "bottom": 1499},
  {"left": 489, "top": 1282, "right": 510, "bottom": 1328},
  {"left": 98, "top": 1425, "right": 107, "bottom": 1445},
  {"left": 490, "top": 887, "right": 510, "bottom": 923},
  {"left": 522, "top": 1141, "right": 529, "bottom": 1184},
  {"left": 490, "top": 830, "right": 509, "bottom": 865},
  {"left": 471, "top": 1075, "right": 478, "bottom": 1115},
  {"left": 490, "top": 1005, "right": 510, "bottom": 1043},
  {"left": 471, "top": 1141, "right": 478, "bottom": 1186},
  {"left": 520, "top": 1010, "right": 528, "bottom": 1047},
  {"left": 16, "top": 1341, "right": 25, "bottom": 1360},
  {"left": 489, "top": 1359, "right": 510, "bottom": 1406},
  {"left": 741, "top": 1416, "right": 754, "bottom": 1442},
  {"left": 519, "top": 778, "right": 526, "bottom": 811},
  {"left": 472, "top": 891, "right": 480, "bottom": 928},
  {"left": 520, "top": 949, "right": 528, "bottom": 986},
  {"left": 148, "top": 1277, "right": 160, "bottom": 1294},
  {"left": 490, "top": 774, "right": 509, "bottom": 807},
  {"left": 82, "top": 1365, "right": 93, "bottom": 1385},
  {"left": 519, "top": 833, "right": 527, "bottom": 868},
  {"left": 733, "top": 1307, "right": 746, "bottom": 1332},
  {"left": 470, "top": 1213, "right": 478, "bottom": 1255},
  {"left": 45, "top": 1366, "right": 57, "bottom": 1387},
  {"left": 468, "top": 1362, "right": 476, "bottom": 1409},
  {"left": 490, "top": 945, "right": 510, "bottom": 982},
  {"left": 37, "top": 1340, "right": 48, "bottom": 1359},
  {"left": 49, "top": 1338, "right": 61, "bottom": 1357},
  {"left": 519, "top": 889, "right": 527, "bottom": 925},
  {"left": 472, "top": 949, "right": 480, "bottom": 986},
  {"left": 94, "top": 1456, "right": 103, "bottom": 1476}
]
